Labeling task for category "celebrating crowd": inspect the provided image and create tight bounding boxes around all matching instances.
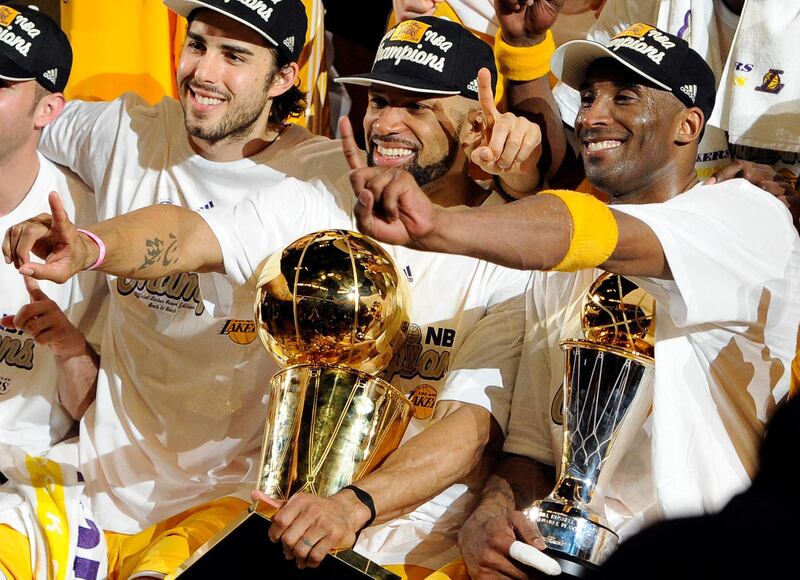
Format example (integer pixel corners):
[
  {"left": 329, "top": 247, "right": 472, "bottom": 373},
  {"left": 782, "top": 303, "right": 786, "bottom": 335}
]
[{"left": 0, "top": 1, "right": 797, "bottom": 579}]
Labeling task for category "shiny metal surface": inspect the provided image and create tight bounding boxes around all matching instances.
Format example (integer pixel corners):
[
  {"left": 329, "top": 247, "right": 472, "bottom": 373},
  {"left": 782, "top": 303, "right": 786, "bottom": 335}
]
[
  {"left": 179, "top": 231, "right": 412, "bottom": 577},
  {"left": 526, "top": 274, "right": 655, "bottom": 571},
  {"left": 256, "top": 230, "right": 411, "bottom": 375},
  {"left": 258, "top": 365, "right": 414, "bottom": 498},
  {"left": 582, "top": 272, "right": 655, "bottom": 358},
  {"left": 256, "top": 231, "right": 414, "bottom": 499}
]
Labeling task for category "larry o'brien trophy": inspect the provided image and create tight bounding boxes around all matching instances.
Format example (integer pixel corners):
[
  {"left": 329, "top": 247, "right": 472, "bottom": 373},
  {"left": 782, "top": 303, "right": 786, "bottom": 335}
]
[
  {"left": 520, "top": 274, "right": 656, "bottom": 578},
  {"left": 176, "top": 230, "right": 414, "bottom": 579}
]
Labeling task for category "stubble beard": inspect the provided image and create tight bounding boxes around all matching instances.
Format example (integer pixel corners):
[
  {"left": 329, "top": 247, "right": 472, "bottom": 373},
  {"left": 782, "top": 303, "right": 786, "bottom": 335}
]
[{"left": 181, "top": 79, "right": 271, "bottom": 145}]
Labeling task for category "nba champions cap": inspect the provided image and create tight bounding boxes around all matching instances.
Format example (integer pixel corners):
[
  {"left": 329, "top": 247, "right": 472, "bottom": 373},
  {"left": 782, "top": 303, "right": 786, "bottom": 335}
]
[
  {"left": 0, "top": 3, "right": 72, "bottom": 93},
  {"left": 163, "top": 0, "right": 307, "bottom": 63},
  {"left": 552, "top": 23, "right": 717, "bottom": 122},
  {"left": 335, "top": 16, "right": 498, "bottom": 101}
]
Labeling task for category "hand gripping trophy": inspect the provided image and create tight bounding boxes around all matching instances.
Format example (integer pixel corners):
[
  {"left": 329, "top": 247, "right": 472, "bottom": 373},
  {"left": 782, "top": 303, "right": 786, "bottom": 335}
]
[
  {"left": 514, "top": 273, "right": 656, "bottom": 578},
  {"left": 176, "top": 230, "right": 414, "bottom": 578}
]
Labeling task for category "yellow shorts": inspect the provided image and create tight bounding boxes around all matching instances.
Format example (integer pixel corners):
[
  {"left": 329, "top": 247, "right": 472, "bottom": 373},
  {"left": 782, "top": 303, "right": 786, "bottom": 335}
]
[
  {"left": 0, "top": 497, "right": 249, "bottom": 579},
  {"left": 107, "top": 496, "right": 249, "bottom": 579},
  {"left": 385, "top": 560, "right": 469, "bottom": 580}
]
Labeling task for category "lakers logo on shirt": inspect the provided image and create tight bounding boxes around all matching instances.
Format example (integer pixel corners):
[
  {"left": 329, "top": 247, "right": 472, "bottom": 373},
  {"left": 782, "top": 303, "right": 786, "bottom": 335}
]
[
  {"left": 409, "top": 384, "right": 437, "bottom": 420},
  {"left": 755, "top": 69, "right": 785, "bottom": 94},
  {"left": 0, "top": 6, "right": 18, "bottom": 27},
  {"left": 390, "top": 19, "right": 431, "bottom": 43},
  {"left": 220, "top": 319, "right": 257, "bottom": 345}
]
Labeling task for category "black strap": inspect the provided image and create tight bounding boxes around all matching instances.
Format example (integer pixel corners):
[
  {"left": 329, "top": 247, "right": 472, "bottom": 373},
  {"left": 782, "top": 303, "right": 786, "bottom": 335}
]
[
  {"left": 492, "top": 174, "right": 518, "bottom": 203},
  {"left": 343, "top": 484, "right": 376, "bottom": 531}
]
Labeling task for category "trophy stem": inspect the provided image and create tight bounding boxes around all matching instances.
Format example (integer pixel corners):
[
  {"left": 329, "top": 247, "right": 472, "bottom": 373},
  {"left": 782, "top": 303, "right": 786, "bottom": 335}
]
[{"left": 521, "top": 340, "right": 653, "bottom": 573}]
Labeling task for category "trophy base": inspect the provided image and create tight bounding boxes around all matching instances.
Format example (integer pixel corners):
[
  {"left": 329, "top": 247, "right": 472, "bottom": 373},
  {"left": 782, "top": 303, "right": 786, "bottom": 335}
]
[
  {"left": 523, "top": 499, "right": 618, "bottom": 571},
  {"left": 543, "top": 550, "right": 594, "bottom": 578},
  {"left": 174, "top": 501, "right": 399, "bottom": 579}
]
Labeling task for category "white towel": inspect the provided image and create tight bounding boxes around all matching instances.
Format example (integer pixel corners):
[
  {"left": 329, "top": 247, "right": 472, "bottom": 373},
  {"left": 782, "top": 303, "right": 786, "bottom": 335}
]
[
  {"left": 0, "top": 441, "right": 108, "bottom": 580},
  {"left": 709, "top": 0, "right": 800, "bottom": 153}
]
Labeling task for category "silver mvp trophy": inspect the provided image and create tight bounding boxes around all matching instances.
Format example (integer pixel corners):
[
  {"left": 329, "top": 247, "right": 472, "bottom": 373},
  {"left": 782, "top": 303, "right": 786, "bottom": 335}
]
[{"left": 522, "top": 273, "right": 656, "bottom": 577}]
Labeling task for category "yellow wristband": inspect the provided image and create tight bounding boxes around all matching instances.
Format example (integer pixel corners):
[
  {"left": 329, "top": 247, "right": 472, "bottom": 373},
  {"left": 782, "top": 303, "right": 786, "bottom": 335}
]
[
  {"left": 494, "top": 29, "right": 555, "bottom": 81},
  {"left": 541, "top": 189, "right": 619, "bottom": 272}
]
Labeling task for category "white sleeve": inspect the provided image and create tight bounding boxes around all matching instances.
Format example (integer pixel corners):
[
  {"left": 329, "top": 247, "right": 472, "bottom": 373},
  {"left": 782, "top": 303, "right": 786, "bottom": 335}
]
[
  {"left": 438, "top": 271, "right": 531, "bottom": 433},
  {"left": 613, "top": 181, "right": 798, "bottom": 327},
  {"left": 40, "top": 94, "right": 148, "bottom": 193},
  {"left": 503, "top": 274, "right": 558, "bottom": 465},
  {"left": 200, "top": 178, "right": 352, "bottom": 287}
]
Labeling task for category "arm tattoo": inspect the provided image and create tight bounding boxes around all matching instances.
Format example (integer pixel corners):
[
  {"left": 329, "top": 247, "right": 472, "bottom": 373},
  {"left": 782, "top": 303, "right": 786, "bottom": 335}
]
[{"left": 139, "top": 233, "right": 179, "bottom": 271}]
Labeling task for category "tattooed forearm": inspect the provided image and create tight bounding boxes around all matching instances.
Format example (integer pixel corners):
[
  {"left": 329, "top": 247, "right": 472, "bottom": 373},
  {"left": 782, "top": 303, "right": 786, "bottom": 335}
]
[{"left": 139, "top": 233, "right": 180, "bottom": 271}]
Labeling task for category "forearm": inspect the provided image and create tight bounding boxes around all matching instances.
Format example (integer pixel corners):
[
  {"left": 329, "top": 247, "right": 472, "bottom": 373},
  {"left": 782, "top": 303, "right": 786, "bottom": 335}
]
[
  {"left": 505, "top": 77, "right": 571, "bottom": 186},
  {"left": 349, "top": 402, "right": 498, "bottom": 525},
  {"left": 55, "top": 341, "right": 99, "bottom": 420},
  {"left": 424, "top": 195, "right": 572, "bottom": 270},
  {"left": 472, "top": 454, "right": 556, "bottom": 521},
  {"left": 423, "top": 195, "right": 669, "bottom": 278},
  {"left": 84, "top": 205, "right": 224, "bottom": 279},
  {"left": 497, "top": 11, "right": 580, "bottom": 188}
]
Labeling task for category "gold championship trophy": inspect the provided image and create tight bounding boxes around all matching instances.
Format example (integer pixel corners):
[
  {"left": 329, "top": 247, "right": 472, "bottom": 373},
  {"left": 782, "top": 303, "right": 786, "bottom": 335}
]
[
  {"left": 520, "top": 274, "right": 656, "bottom": 578},
  {"left": 176, "top": 230, "right": 414, "bottom": 579}
]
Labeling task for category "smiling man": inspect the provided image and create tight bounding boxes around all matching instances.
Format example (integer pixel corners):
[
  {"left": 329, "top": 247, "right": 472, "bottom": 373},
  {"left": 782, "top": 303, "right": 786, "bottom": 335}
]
[{"left": 343, "top": 24, "right": 800, "bottom": 579}]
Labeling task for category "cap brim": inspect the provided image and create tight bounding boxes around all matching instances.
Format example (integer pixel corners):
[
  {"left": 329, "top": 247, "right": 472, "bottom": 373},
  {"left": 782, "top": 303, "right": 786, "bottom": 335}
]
[
  {"left": 334, "top": 73, "right": 460, "bottom": 96},
  {"left": 162, "top": 0, "right": 280, "bottom": 51},
  {"left": 0, "top": 53, "right": 34, "bottom": 83},
  {"left": 551, "top": 39, "right": 672, "bottom": 92}
]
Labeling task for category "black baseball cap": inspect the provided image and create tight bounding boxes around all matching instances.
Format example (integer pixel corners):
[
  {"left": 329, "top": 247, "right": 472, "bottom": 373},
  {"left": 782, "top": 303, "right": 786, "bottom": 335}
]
[
  {"left": 552, "top": 23, "right": 717, "bottom": 123},
  {"left": 164, "top": 0, "right": 307, "bottom": 63},
  {"left": 0, "top": 3, "right": 72, "bottom": 93},
  {"left": 335, "top": 16, "right": 498, "bottom": 101}
]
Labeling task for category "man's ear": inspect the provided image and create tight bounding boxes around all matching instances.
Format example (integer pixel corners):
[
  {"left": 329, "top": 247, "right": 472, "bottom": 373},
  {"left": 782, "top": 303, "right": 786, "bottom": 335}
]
[
  {"left": 463, "top": 107, "right": 483, "bottom": 139},
  {"left": 33, "top": 92, "right": 65, "bottom": 129},
  {"left": 676, "top": 106, "right": 704, "bottom": 144},
  {"left": 268, "top": 62, "right": 300, "bottom": 98}
]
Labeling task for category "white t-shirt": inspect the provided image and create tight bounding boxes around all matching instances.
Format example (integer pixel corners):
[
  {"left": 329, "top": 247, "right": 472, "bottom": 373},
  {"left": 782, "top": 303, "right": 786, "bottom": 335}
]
[
  {"left": 39, "top": 94, "right": 354, "bottom": 533},
  {"left": 0, "top": 154, "right": 105, "bottom": 457},
  {"left": 506, "top": 179, "right": 800, "bottom": 539},
  {"left": 551, "top": 0, "right": 800, "bottom": 182},
  {"left": 203, "top": 191, "right": 531, "bottom": 569}
]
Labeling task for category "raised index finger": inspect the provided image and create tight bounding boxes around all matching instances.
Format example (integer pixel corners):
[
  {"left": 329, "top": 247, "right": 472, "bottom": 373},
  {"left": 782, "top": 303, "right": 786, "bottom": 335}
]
[
  {"left": 48, "top": 191, "right": 70, "bottom": 233},
  {"left": 477, "top": 67, "right": 498, "bottom": 137},
  {"left": 339, "top": 116, "right": 366, "bottom": 171}
]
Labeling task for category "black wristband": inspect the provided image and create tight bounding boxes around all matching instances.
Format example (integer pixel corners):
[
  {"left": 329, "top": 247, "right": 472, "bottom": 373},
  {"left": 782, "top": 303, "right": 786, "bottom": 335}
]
[
  {"left": 343, "top": 484, "right": 376, "bottom": 530},
  {"left": 492, "top": 174, "right": 518, "bottom": 203}
]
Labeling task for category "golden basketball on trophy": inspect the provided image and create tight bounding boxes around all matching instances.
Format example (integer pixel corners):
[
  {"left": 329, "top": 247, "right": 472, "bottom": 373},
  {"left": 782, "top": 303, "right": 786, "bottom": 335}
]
[
  {"left": 255, "top": 230, "right": 413, "bottom": 500},
  {"left": 176, "top": 231, "right": 413, "bottom": 579},
  {"left": 255, "top": 229, "right": 410, "bottom": 374},
  {"left": 518, "top": 273, "right": 656, "bottom": 578}
]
